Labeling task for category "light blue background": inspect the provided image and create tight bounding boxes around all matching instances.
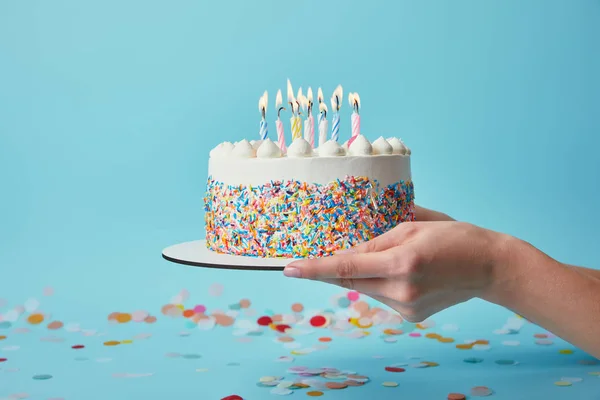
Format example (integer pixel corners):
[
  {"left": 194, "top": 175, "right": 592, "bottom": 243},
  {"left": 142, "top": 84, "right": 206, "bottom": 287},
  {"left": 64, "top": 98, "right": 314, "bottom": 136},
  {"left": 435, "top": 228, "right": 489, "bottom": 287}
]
[{"left": 1, "top": 0, "right": 599, "bottom": 399}]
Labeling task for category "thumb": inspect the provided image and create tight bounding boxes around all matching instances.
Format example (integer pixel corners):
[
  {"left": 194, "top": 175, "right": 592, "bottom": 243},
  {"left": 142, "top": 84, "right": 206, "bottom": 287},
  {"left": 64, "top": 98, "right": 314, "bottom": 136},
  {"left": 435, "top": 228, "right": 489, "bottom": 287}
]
[{"left": 338, "top": 222, "right": 420, "bottom": 254}]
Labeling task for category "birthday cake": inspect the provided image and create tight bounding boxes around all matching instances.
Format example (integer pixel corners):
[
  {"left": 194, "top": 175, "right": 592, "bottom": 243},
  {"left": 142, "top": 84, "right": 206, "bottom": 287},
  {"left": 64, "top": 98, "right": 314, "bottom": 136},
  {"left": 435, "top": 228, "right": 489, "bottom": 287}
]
[{"left": 204, "top": 81, "right": 415, "bottom": 258}]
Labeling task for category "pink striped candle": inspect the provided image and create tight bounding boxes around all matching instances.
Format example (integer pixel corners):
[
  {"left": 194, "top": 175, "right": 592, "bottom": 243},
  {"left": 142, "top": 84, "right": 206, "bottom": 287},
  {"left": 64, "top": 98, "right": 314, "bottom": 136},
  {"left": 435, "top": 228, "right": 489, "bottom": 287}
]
[
  {"left": 276, "top": 119, "right": 286, "bottom": 152},
  {"left": 348, "top": 92, "right": 361, "bottom": 147}
]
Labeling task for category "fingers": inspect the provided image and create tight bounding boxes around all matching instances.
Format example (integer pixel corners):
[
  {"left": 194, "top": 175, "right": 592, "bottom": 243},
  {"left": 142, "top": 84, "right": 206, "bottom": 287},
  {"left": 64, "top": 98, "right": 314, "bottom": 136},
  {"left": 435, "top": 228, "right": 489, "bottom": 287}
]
[
  {"left": 343, "top": 222, "right": 422, "bottom": 255},
  {"left": 320, "top": 278, "right": 398, "bottom": 299},
  {"left": 284, "top": 251, "right": 393, "bottom": 280}
]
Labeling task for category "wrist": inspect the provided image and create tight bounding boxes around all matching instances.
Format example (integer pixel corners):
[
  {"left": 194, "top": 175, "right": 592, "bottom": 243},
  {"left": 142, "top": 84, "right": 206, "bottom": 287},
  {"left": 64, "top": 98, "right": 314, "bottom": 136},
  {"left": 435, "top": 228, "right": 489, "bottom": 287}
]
[{"left": 481, "top": 232, "right": 555, "bottom": 307}]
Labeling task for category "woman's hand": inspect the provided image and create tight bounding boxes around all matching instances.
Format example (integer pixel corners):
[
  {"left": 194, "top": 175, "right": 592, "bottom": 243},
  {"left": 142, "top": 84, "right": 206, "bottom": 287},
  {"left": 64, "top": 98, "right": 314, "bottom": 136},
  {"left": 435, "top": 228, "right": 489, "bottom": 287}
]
[
  {"left": 283, "top": 217, "right": 512, "bottom": 322},
  {"left": 283, "top": 205, "right": 600, "bottom": 358}
]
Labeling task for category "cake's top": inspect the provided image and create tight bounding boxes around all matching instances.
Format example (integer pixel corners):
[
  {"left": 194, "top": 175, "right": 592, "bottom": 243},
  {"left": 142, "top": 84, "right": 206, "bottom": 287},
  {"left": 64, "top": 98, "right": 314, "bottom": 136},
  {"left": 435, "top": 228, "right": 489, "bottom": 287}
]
[
  {"left": 209, "top": 80, "right": 412, "bottom": 161},
  {"left": 209, "top": 135, "right": 411, "bottom": 159}
]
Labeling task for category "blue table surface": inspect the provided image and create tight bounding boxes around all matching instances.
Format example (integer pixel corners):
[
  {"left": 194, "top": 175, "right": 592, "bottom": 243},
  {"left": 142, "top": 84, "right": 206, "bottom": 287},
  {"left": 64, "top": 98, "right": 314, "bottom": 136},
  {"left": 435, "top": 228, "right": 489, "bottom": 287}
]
[{"left": 1, "top": 279, "right": 599, "bottom": 400}]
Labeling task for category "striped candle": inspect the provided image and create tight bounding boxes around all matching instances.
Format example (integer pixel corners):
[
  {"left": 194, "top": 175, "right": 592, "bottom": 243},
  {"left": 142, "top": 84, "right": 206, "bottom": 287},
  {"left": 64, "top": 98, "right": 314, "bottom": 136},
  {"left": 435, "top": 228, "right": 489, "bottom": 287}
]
[
  {"left": 348, "top": 92, "right": 361, "bottom": 146},
  {"left": 292, "top": 115, "right": 302, "bottom": 140},
  {"left": 318, "top": 104, "right": 328, "bottom": 147},
  {"left": 276, "top": 119, "right": 286, "bottom": 152},
  {"left": 331, "top": 113, "right": 340, "bottom": 142},
  {"left": 259, "top": 119, "right": 268, "bottom": 140},
  {"left": 330, "top": 85, "right": 343, "bottom": 142}
]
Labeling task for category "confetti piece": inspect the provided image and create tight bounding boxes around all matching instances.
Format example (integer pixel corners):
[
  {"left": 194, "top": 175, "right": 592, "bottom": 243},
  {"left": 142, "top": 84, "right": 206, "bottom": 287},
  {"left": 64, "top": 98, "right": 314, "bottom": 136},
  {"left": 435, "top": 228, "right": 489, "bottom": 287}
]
[
  {"left": 103, "top": 341, "right": 120, "bottom": 346},
  {"left": 382, "top": 381, "right": 399, "bottom": 387},
  {"left": 495, "top": 359, "right": 518, "bottom": 366},
  {"left": 559, "top": 349, "right": 574, "bottom": 355},
  {"left": 554, "top": 381, "right": 572, "bottom": 387},
  {"left": 535, "top": 339, "right": 554, "bottom": 346},
  {"left": 385, "top": 366, "right": 405, "bottom": 373},
  {"left": 306, "top": 391, "right": 324, "bottom": 397},
  {"left": 32, "top": 374, "right": 53, "bottom": 380},
  {"left": 464, "top": 358, "right": 484, "bottom": 364},
  {"left": 470, "top": 386, "right": 493, "bottom": 396},
  {"left": 447, "top": 394, "right": 467, "bottom": 400},
  {"left": 71, "top": 345, "right": 84, "bottom": 349},
  {"left": 27, "top": 313, "right": 44, "bottom": 325},
  {"left": 221, "top": 396, "right": 243, "bottom": 400},
  {"left": 560, "top": 377, "right": 583, "bottom": 383}
]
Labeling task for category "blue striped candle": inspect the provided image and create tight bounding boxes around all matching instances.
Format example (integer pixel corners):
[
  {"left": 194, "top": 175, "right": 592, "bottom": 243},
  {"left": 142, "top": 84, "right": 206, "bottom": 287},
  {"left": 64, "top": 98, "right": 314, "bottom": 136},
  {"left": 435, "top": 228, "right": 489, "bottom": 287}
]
[
  {"left": 331, "top": 113, "right": 340, "bottom": 142},
  {"left": 259, "top": 119, "right": 268, "bottom": 140}
]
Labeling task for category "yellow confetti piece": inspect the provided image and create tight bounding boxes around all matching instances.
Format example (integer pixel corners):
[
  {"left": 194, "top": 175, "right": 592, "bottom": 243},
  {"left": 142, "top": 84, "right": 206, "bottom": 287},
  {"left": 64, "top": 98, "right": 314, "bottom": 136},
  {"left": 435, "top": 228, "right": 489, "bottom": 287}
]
[
  {"left": 196, "top": 368, "right": 209, "bottom": 373},
  {"left": 554, "top": 381, "right": 572, "bottom": 387},
  {"left": 438, "top": 337, "right": 455, "bottom": 343},
  {"left": 0, "top": 336, "right": 6, "bottom": 341},
  {"left": 27, "top": 313, "right": 44, "bottom": 325},
  {"left": 559, "top": 349, "right": 574, "bottom": 355},
  {"left": 120, "top": 340, "right": 133, "bottom": 344},
  {"left": 103, "top": 341, "right": 120, "bottom": 346},
  {"left": 588, "top": 371, "right": 600, "bottom": 376}
]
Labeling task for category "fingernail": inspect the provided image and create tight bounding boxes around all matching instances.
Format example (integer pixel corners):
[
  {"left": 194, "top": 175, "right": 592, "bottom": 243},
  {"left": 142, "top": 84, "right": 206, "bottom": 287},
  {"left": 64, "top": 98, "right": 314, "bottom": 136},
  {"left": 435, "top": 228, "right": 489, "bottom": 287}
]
[
  {"left": 335, "top": 248, "right": 355, "bottom": 255},
  {"left": 283, "top": 267, "right": 302, "bottom": 278}
]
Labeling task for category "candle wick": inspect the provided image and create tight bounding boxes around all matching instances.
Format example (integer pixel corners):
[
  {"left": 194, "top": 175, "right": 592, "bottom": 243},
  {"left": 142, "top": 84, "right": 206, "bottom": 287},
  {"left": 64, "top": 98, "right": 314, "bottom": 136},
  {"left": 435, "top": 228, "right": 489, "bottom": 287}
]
[
  {"left": 335, "top": 95, "right": 340, "bottom": 111},
  {"left": 278, "top": 106, "right": 285, "bottom": 118},
  {"left": 354, "top": 100, "right": 359, "bottom": 114},
  {"left": 322, "top": 110, "right": 327, "bottom": 118},
  {"left": 261, "top": 107, "right": 266, "bottom": 120}
]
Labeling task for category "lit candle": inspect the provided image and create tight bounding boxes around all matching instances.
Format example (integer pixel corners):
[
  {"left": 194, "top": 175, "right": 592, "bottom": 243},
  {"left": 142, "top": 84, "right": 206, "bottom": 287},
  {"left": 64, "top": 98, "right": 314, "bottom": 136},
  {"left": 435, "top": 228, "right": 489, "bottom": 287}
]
[
  {"left": 305, "top": 87, "right": 315, "bottom": 147},
  {"left": 330, "top": 85, "right": 343, "bottom": 142},
  {"left": 258, "top": 90, "right": 268, "bottom": 140},
  {"left": 287, "top": 79, "right": 302, "bottom": 141},
  {"left": 295, "top": 87, "right": 303, "bottom": 140},
  {"left": 318, "top": 102, "right": 328, "bottom": 147},
  {"left": 348, "top": 92, "right": 361, "bottom": 146},
  {"left": 275, "top": 89, "right": 286, "bottom": 152}
]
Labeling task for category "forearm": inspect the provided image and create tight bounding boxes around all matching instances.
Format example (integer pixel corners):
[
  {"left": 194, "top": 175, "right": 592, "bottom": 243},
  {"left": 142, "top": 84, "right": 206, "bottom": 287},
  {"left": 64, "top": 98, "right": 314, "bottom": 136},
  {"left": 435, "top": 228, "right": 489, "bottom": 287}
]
[
  {"left": 568, "top": 265, "right": 600, "bottom": 281},
  {"left": 484, "top": 236, "right": 600, "bottom": 358}
]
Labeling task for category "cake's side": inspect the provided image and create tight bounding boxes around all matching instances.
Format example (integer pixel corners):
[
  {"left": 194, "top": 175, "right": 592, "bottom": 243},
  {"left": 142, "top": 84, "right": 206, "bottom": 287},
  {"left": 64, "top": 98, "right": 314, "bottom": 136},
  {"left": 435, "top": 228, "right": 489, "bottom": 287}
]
[{"left": 204, "top": 136, "right": 415, "bottom": 259}]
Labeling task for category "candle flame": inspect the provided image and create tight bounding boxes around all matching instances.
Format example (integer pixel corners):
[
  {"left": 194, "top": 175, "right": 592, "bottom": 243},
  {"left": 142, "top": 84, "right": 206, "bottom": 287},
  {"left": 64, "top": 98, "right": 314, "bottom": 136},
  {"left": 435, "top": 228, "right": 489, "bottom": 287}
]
[
  {"left": 263, "top": 90, "right": 268, "bottom": 110},
  {"left": 297, "top": 87, "right": 303, "bottom": 102},
  {"left": 298, "top": 94, "right": 308, "bottom": 112},
  {"left": 353, "top": 93, "right": 361, "bottom": 110},
  {"left": 287, "top": 79, "right": 295, "bottom": 104},
  {"left": 307, "top": 87, "right": 313, "bottom": 104},
  {"left": 317, "top": 87, "right": 324, "bottom": 104},
  {"left": 348, "top": 92, "right": 355, "bottom": 107},
  {"left": 332, "top": 85, "right": 343, "bottom": 111},
  {"left": 275, "top": 89, "right": 283, "bottom": 109},
  {"left": 319, "top": 102, "right": 328, "bottom": 114}
]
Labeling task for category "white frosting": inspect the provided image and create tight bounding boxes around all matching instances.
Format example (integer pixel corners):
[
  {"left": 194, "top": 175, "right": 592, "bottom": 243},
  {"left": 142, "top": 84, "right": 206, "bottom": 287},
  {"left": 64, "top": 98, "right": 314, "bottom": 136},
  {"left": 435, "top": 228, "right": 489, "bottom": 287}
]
[
  {"left": 372, "top": 137, "right": 393, "bottom": 155},
  {"left": 250, "top": 140, "right": 263, "bottom": 150},
  {"left": 318, "top": 140, "right": 346, "bottom": 157},
  {"left": 342, "top": 140, "right": 349, "bottom": 151},
  {"left": 209, "top": 141, "right": 235, "bottom": 158},
  {"left": 231, "top": 139, "right": 256, "bottom": 158},
  {"left": 209, "top": 154, "right": 411, "bottom": 187},
  {"left": 256, "top": 138, "right": 282, "bottom": 158},
  {"left": 348, "top": 135, "right": 373, "bottom": 156},
  {"left": 387, "top": 137, "right": 408, "bottom": 155},
  {"left": 286, "top": 138, "right": 313, "bottom": 158}
]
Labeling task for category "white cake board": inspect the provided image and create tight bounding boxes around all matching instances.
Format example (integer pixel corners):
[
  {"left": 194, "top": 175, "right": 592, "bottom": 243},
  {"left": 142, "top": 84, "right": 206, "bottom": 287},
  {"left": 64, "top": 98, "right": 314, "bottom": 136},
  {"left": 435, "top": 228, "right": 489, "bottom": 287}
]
[{"left": 162, "top": 240, "right": 296, "bottom": 271}]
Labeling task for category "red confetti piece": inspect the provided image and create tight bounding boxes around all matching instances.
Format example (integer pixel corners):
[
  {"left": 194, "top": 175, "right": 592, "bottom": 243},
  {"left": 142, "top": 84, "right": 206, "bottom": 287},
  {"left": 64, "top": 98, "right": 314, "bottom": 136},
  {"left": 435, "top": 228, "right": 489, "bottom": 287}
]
[
  {"left": 0, "top": 358, "right": 7, "bottom": 362},
  {"left": 71, "top": 345, "right": 85, "bottom": 349},
  {"left": 257, "top": 316, "right": 273, "bottom": 326},
  {"left": 385, "top": 367, "right": 406, "bottom": 373},
  {"left": 221, "top": 396, "right": 243, "bottom": 400},
  {"left": 310, "top": 315, "right": 327, "bottom": 327},
  {"left": 275, "top": 324, "right": 291, "bottom": 333}
]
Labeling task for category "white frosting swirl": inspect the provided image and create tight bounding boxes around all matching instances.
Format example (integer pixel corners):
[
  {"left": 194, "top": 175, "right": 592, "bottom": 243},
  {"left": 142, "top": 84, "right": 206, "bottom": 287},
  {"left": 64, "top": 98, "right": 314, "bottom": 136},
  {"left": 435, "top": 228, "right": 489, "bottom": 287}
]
[
  {"left": 387, "top": 137, "right": 408, "bottom": 155},
  {"left": 250, "top": 140, "right": 263, "bottom": 150},
  {"left": 256, "top": 138, "right": 282, "bottom": 158},
  {"left": 286, "top": 138, "right": 313, "bottom": 158},
  {"left": 232, "top": 139, "right": 257, "bottom": 158},
  {"left": 348, "top": 135, "right": 373, "bottom": 156},
  {"left": 209, "top": 141, "right": 235, "bottom": 158},
  {"left": 318, "top": 140, "right": 346, "bottom": 157},
  {"left": 372, "top": 137, "right": 393, "bottom": 155}
]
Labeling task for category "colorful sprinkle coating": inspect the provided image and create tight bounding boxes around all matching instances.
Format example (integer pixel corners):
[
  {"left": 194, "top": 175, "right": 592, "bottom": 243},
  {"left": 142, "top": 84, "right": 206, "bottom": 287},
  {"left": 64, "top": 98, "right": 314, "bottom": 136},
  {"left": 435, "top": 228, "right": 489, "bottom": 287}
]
[{"left": 204, "top": 176, "right": 415, "bottom": 258}]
